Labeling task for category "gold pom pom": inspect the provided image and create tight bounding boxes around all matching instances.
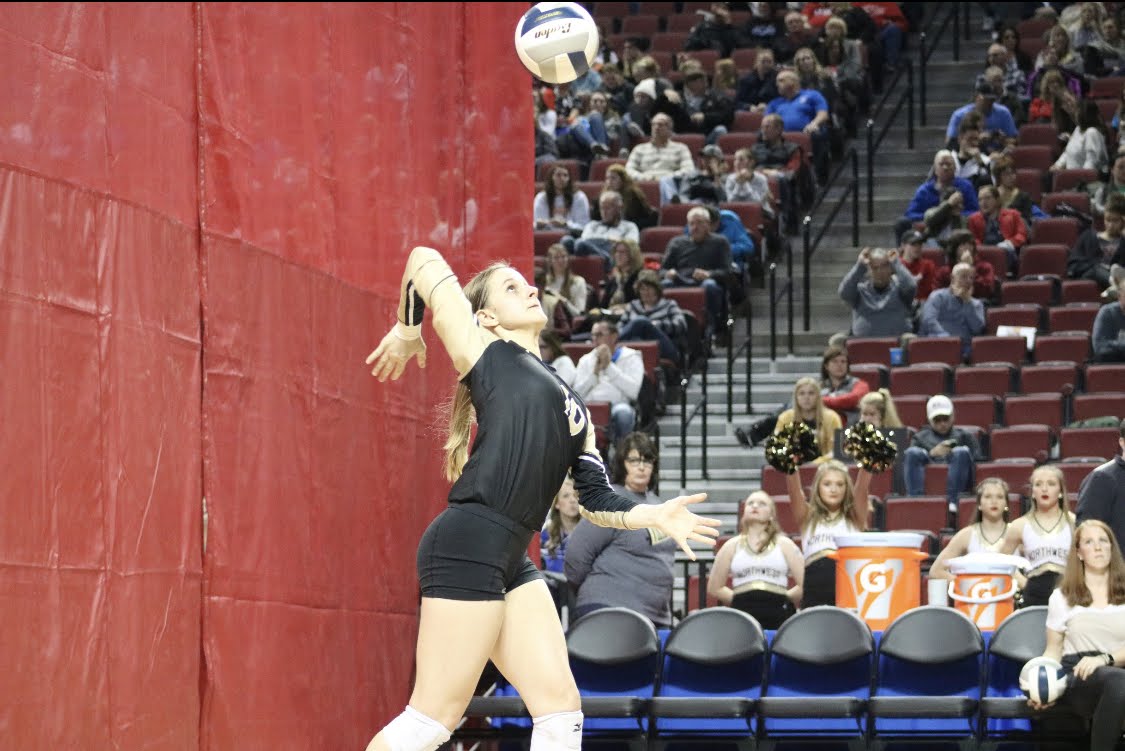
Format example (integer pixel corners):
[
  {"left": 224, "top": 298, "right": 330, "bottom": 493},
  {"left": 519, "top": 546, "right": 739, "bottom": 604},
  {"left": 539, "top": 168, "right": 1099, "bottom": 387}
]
[
  {"left": 843, "top": 421, "right": 898, "bottom": 474},
  {"left": 764, "top": 421, "right": 820, "bottom": 474}
]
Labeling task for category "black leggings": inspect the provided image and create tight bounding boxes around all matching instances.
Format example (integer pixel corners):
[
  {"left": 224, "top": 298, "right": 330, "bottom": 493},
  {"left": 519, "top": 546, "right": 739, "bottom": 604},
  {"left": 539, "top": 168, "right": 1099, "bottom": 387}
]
[{"left": 1061, "top": 659, "right": 1125, "bottom": 751}]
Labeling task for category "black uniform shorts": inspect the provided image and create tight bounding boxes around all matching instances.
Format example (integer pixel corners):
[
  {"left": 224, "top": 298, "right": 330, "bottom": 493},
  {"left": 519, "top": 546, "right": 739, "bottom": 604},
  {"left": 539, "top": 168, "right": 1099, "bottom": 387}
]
[{"left": 417, "top": 502, "right": 543, "bottom": 601}]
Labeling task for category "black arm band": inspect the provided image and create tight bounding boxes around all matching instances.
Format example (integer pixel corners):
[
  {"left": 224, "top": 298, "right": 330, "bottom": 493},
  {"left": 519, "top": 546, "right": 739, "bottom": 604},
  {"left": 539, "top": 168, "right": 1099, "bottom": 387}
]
[{"left": 402, "top": 280, "right": 426, "bottom": 328}]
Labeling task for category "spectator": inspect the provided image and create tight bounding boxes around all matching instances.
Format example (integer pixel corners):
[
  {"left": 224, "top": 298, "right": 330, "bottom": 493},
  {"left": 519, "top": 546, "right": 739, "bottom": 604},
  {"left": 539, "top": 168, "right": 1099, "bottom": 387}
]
[
  {"left": 724, "top": 147, "right": 775, "bottom": 218},
  {"left": 539, "top": 329, "right": 577, "bottom": 387},
  {"left": 776, "top": 11, "right": 818, "bottom": 63},
  {"left": 900, "top": 229, "right": 938, "bottom": 302},
  {"left": 597, "top": 165, "right": 658, "bottom": 230},
  {"left": 570, "top": 190, "right": 640, "bottom": 270},
  {"left": 945, "top": 83, "right": 1018, "bottom": 154},
  {"left": 979, "top": 64, "right": 1026, "bottom": 127},
  {"left": 968, "top": 185, "right": 1028, "bottom": 273},
  {"left": 765, "top": 69, "right": 831, "bottom": 183},
  {"left": 928, "top": 477, "right": 1014, "bottom": 580},
  {"left": 774, "top": 376, "right": 843, "bottom": 464},
  {"left": 686, "top": 2, "right": 739, "bottom": 58},
  {"left": 975, "top": 43, "right": 1029, "bottom": 115},
  {"left": 1028, "top": 68, "right": 1079, "bottom": 136},
  {"left": 660, "top": 142, "right": 728, "bottom": 206},
  {"left": 1069, "top": 192, "right": 1125, "bottom": 290},
  {"left": 534, "top": 113, "right": 559, "bottom": 169},
  {"left": 935, "top": 230, "right": 999, "bottom": 301},
  {"left": 894, "top": 150, "right": 979, "bottom": 245},
  {"left": 707, "top": 490, "right": 804, "bottom": 629},
  {"left": 819, "top": 344, "right": 872, "bottom": 426},
  {"left": 858, "top": 388, "right": 904, "bottom": 430},
  {"left": 1034, "top": 24, "right": 1086, "bottom": 78},
  {"left": 599, "top": 63, "right": 635, "bottom": 121},
  {"left": 1063, "top": 1, "right": 1106, "bottom": 52},
  {"left": 661, "top": 205, "right": 733, "bottom": 345},
  {"left": 534, "top": 165, "right": 591, "bottom": 233},
  {"left": 540, "top": 475, "right": 580, "bottom": 574},
  {"left": 586, "top": 90, "right": 623, "bottom": 153},
  {"left": 1093, "top": 266, "right": 1125, "bottom": 362},
  {"left": 1001, "top": 464, "right": 1075, "bottom": 608},
  {"left": 903, "top": 394, "right": 986, "bottom": 513},
  {"left": 992, "top": 154, "right": 1046, "bottom": 226},
  {"left": 565, "top": 432, "right": 676, "bottom": 628},
  {"left": 739, "top": 2, "right": 786, "bottom": 52},
  {"left": 597, "top": 239, "right": 644, "bottom": 311},
  {"left": 735, "top": 47, "right": 780, "bottom": 112},
  {"left": 1076, "top": 419, "right": 1125, "bottom": 548},
  {"left": 1051, "top": 99, "right": 1111, "bottom": 175},
  {"left": 704, "top": 202, "right": 757, "bottom": 279},
  {"left": 838, "top": 246, "right": 918, "bottom": 338},
  {"left": 752, "top": 113, "right": 808, "bottom": 230},
  {"left": 952, "top": 117, "right": 994, "bottom": 190},
  {"left": 657, "top": 70, "right": 734, "bottom": 147},
  {"left": 998, "top": 24, "right": 1034, "bottom": 73},
  {"left": 1091, "top": 154, "right": 1125, "bottom": 220},
  {"left": 1088, "top": 15, "right": 1125, "bottom": 75},
  {"left": 544, "top": 243, "right": 591, "bottom": 317},
  {"left": 714, "top": 58, "right": 740, "bottom": 98},
  {"left": 793, "top": 47, "right": 840, "bottom": 128},
  {"left": 617, "top": 268, "right": 688, "bottom": 363},
  {"left": 624, "top": 112, "right": 695, "bottom": 183},
  {"left": 535, "top": 266, "right": 574, "bottom": 342},
  {"left": 573, "top": 319, "right": 645, "bottom": 445},
  {"left": 816, "top": 21, "right": 869, "bottom": 138},
  {"left": 919, "top": 262, "right": 986, "bottom": 357},
  {"left": 853, "top": 0, "right": 908, "bottom": 72},
  {"left": 1029, "top": 519, "right": 1125, "bottom": 749}
]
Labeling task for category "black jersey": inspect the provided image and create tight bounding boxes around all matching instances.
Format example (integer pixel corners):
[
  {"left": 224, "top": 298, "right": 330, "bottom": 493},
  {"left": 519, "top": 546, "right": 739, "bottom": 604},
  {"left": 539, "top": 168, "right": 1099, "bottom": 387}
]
[{"left": 447, "top": 339, "right": 637, "bottom": 531}]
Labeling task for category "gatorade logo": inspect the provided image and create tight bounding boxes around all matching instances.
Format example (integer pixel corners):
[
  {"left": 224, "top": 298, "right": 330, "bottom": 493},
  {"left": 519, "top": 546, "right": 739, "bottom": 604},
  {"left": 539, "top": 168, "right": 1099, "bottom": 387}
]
[
  {"left": 964, "top": 576, "right": 1003, "bottom": 629},
  {"left": 845, "top": 558, "right": 903, "bottom": 621}
]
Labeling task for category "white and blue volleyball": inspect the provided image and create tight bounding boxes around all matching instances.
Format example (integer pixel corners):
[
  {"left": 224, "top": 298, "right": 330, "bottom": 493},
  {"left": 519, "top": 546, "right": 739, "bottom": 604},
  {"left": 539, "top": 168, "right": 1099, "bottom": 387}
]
[
  {"left": 1019, "top": 656, "right": 1069, "bottom": 705},
  {"left": 515, "top": 2, "right": 599, "bottom": 85}
]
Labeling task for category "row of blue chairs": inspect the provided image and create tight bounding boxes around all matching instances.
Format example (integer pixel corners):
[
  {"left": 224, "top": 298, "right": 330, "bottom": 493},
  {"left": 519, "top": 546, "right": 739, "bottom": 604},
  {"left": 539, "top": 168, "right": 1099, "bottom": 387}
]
[{"left": 454, "top": 605, "right": 1086, "bottom": 750}]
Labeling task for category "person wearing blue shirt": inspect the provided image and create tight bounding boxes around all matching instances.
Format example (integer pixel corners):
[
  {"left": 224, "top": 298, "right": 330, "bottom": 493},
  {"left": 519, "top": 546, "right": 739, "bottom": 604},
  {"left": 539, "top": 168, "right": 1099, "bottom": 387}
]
[
  {"left": 765, "top": 69, "right": 830, "bottom": 183},
  {"left": 893, "top": 150, "right": 980, "bottom": 244},
  {"left": 918, "top": 263, "right": 986, "bottom": 357},
  {"left": 945, "top": 83, "right": 1018, "bottom": 153}
]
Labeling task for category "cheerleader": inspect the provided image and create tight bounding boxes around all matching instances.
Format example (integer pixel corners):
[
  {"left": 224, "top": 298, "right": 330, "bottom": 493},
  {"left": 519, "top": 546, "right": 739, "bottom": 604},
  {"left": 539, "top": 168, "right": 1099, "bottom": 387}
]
[
  {"left": 708, "top": 490, "right": 804, "bottom": 629},
  {"left": 1002, "top": 464, "right": 1075, "bottom": 608},
  {"left": 928, "top": 477, "right": 1014, "bottom": 580}
]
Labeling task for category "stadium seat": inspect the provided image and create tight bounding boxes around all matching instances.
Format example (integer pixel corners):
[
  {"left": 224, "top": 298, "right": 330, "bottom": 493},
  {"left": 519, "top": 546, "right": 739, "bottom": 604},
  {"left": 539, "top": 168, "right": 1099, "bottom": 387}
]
[
  {"left": 716, "top": 131, "right": 759, "bottom": 155},
  {"left": 1000, "top": 278, "right": 1057, "bottom": 306},
  {"left": 589, "top": 158, "right": 627, "bottom": 182},
  {"left": 974, "top": 459, "right": 1037, "bottom": 496},
  {"left": 989, "top": 424, "right": 1052, "bottom": 463},
  {"left": 664, "top": 14, "right": 698, "bottom": 33},
  {"left": 1015, "top": 168, "right": 1043, "bottom": 203},
  {"left": 1059, "top": 427, "right": 1120, "bottom": 461},
  {"left": 970, "top": 335, "right": 1030, "bottom": 367},
  {"left": 641, "top": 225, "right": 683, "bottom": 256},
  {"left": 850, "top": 363, "right": 888, "bottom": 392},
  {"left": 1003, "top": 395, "right": 1065, "bottom": 432},
  {"left": 535, "top": 230, "right": 568, "bottom": 256},
  {"left": 1062, "top": 279, "right": 1102, "bottom": 304},
  {"left": 978, "top": 245, "right": 1009, "bottom": 280},
  {"left": 893, "top": 395, "right": 930, "bottom": 430},
  {"left": 1029, "top": 218, "right": 1080, "bottom": 247},
  {"left": 955, "top": 395, "right": 1001, "bottom": 429},
  {"left": 846, "top": 337, "right": 899, "bottom": 367},
  {"left": 636, "top": 180, "right": 661, "bottom": 208},
  {"left": 923, "top": 464, "right": 950, "bottom": 495},
  {"left": 1009, "top": 145, "right": 1054, "bottom": 172},
  {"left": 758, "top": 607, "right": 873, "bottom": 742},
  {"left": 619, "top": 14, "right": 659, "bottom": 34},
  {"left": 649, "top": 608, "right": 764, "bottom": 750},
  {"left": 766, "top": 496, "right": 799, "bottom": 532},
  {"left": 1072, "top": 393, "right": 1125, "bottom": 423},
  {"left": 1060, "top": 461, "right": 1102, "bottom": 495},
  {"left": 731, "top": 47, "right": 758, "bottom": 72},
  {"left": 907, "top": 336, "right": 963, "bottom": 367},
  {"left": 1084, "top": 364, "right": 1125, "bottom": 393},
  {"left": 1019, "top": 362, "right": 1081, "bottom": 394},
  {"left": 954, "top": 364, "right": 1015, "bottom": 396},
  {"left": 761, "top": 465, "right": 789, "bottom": 496},
  {"left": 888, "top": 364, "right": 951, "bottom": 397},
  {"left": 1041, "top": 191, "right": 1090, "bottom": 217},
  {"left": 985, "top": 304, "right": 1043, "bottom": 335},
  {"left": 659, "top": 202, "right": 697, "bottom": 227},
  {"left": 1090, "top": 76, "right": 1125, "bottom": 99},
  {"left": 883, "top": 496, "right": 952, "bottom": 537},
  {"left": 680, "top": 49, "right": 719, "bottom": 71},
  {"left": 1017, "top": 244, "right": 1068, "bottom": 279},
  {"left": 979, "top": 607, "right": 1048, "bottom": 740},
  {"left": 1048, "top": 304, "right": 1099, "bottom": 334},
  {"left": 649, "top": 31, "right": 690, "bottom": 52},
  {"left": 1017, "top": 123, "right": 1060, "bottom": 155},
  {"left": 1034, "top": 334, "right": 1090, "bottom": 364},
  {"left": 732, "top": 110, "right": 762, "bottom": 133},
  {"left": 567, "top": 607, "right": 660, "bottom": 742},
  {"left": 869, "top": 607, "right": 983, "bottom": 744},
  {"left": 1051, "top": 168, "right": 1098, "bottom": 193},
  {"left": 569, "top": 255, "right": 608, "bottom": 291}
]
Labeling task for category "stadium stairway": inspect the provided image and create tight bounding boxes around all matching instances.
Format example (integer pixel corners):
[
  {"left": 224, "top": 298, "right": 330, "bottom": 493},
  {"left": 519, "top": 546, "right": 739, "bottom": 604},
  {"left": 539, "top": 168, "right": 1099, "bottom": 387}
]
[{"left": 658, "top": 8, "right": 995, "bottom": 615}]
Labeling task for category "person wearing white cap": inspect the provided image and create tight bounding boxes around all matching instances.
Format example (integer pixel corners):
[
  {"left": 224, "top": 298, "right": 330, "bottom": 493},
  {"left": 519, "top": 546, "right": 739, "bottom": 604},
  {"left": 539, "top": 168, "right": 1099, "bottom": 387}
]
[{"left": 903, "top": 395, "right": 985, "bottom": 514}]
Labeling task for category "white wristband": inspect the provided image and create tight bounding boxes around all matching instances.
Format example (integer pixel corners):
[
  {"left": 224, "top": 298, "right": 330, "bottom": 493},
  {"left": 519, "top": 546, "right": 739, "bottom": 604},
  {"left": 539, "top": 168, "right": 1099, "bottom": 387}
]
[{"left": 392, "top": 322, "right": 421, "bottom": 341}]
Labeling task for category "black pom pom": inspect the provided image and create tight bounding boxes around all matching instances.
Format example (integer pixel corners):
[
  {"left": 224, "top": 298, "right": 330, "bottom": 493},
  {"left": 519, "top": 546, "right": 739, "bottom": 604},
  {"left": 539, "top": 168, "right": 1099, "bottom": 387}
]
[
  {"left": 843, "top": 421, "right": 898, "bottom": 474},
  {"left": 763, "top": 421, "right": 820, "bottom": 474}
]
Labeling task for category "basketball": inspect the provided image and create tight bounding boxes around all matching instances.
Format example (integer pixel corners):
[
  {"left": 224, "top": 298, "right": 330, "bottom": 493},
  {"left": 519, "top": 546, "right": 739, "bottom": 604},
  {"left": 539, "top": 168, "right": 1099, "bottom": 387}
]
[
  {"left": 1020, "top": 656, "right": 1069, "bottom": 705},
  {"left": 514, "top": 2, "right": 599, "bottom": 85}
]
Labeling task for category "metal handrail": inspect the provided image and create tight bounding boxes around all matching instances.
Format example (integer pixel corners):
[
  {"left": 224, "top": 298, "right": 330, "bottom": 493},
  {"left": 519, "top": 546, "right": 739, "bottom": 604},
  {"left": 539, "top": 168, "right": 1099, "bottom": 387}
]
[
  {"left": 767, "top": 257, "right": 793, "bottom": 361},
  {"left": 801, "top": 148, "right": 860, "bottom": 331},
  {"left": 866, "top": 61, "right": 915, "bottom": 222},
  {"left": 678, "top": 356, "right": 708, "bottom": 490},
  {"left": 726, "top": 298, "right": 752, "bottom": 422},
  {"left": 918, "top": 5, "right": 960, "bottom": 127}
]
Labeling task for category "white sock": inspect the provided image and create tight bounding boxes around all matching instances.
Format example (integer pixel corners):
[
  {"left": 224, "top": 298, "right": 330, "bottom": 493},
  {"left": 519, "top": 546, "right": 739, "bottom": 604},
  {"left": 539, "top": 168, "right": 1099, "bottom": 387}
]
[
  {"left": 380, "top": 705, "right": 451, "bottom": 751},
  {"left": 530, "top": 710, "right": 583, "bottom": 750}
]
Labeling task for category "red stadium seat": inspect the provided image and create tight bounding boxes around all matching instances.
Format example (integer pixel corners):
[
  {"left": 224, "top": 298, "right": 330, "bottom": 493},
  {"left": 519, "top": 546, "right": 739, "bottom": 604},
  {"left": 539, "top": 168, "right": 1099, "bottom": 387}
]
[
  {"left": 1029, "top": 218, "right": 1080, "bottom": 247},
  {"left": 1004, "top": 394, "right": 1065, "bottom": 431},
  {"left": 620, "top": 14, "right": 660, "bottom": 34},
  {"left": 1001, "top": 279, "right": 1057, "bottom": 306},
  {"left": 717, "top": 132, "right": 759, "bottom": 154},
  {"left": 732, "top": 110, "right": 763, "bottom": 133},
  {"left": 850, "top": 363, "right": 889, "bottom": 392},
  {"left": 979, "top": 246, "right": 1010, "bottom": 281},
  {"left": 1059, "top": 427, "right": 1120, "bottom": 461},
  {"left": 662, "top": 286, "right": 707, "bottom": 329},
  {"left": 1090, "top": 76, "right": 1125, "bottom": 99},
  {"left": 721, "top": 202, "right": 766, "bottom": 237},
  {"left": 1085, "top": 364, "right": 1125, "bottom": 393},
  {"left": 895, "top": 395, "right": 930, "bottom": 430},
  {"left": 636, "top": 180, "right": 661, "bottom": 208},
  {"left": 1041, "top": 192, "right": 1091, "bottom": 217},
  {"left": 990, "top": 425, "right": 1053, "bottom": 462},
  {"left": 883, "top": 496, "right": 952, "bottom": 537},
  {"left": 847, "top": 337, "right": 900, "bottom": 367},
  {"left": 1018, "top": 244, "right": 1068, "bottom": 279},
  {"left": 1060, "top": 462, "right": 1102, "bottom": 495},
  {"left": 659, "top": 202, "right": 697, "bottom": 227},
  {"left": 588, "top": 158, "right": 627, "bottom": 182},
  {"left": 1062, "top": 279, "right": 1103, "bottom": 304},
  {"left": 1034, "top": 334, "right": 1090, "bottom": 364},
  {"left": 1048, "top": 305, "right": 1099, "bottom": 334},
  {"left": 1015, "top": 169, "right": 1043, "bottom": 203},
  {"left": 954, "top": 365, "right": 1015, "bottom": 396},
  {"left": 1010, "top": 145, "right": 1054, "bottom": 172},
  {"left": 975, "top": 459, "right": 1037, "bottom": 496},
  {"left": 1051, "top": 168, "right": 1098, "bottom": 193},
  {"left": 956, "top": 395, "right": 1001, "bottom": 430},
  {"left": 1019, "top": 362, "right": 1081, "bottom": 395},
  {"left": 680, "top": 49, "right": 719, "bottom": 71},
  {"left": 648, "top": 31, "right": 690, "bottom": 52},
  {"left": 569, "top": 255, "right": 607, "bottom": 292},
  {"left": 1018, "top": 123, "right": 1060, "bottom": 154},
  {"left": 1072, "top": 393, "right": 1125, "bottom": 423},
  {"left": 985, "top": 305, "right": 1044, "bottom": 335},
  {"left": 970, "top": 335, "right": 1030, "bottom": 367},
  {"left": 665, "top": 14, "right": 698, "bottom": 32},
  {"left": 535, "top": 230, "right": 568, "bottom": 256},
  {"left": 907, "top": 336, "right": 963, "bottom": 367},
  {"left": 640, "top": 225, "right": 683, "bottom": 256},
  {"left": 889, "top": 364, "right": 951, "bottom": 397},
  {"left": 562, "top": 341, "right": 594, "bottom": 362},
  {"left": 768, "top": 496, "right": 800, "bottom": 533},
  {"left": 671, "top": 133, "right": 705, "bottom": 155},
  {"left": 731, "top": 47, "right": 759, "bottom": 72},
  {"left": 575, "top": 180, "right": 603, "bottom": 206}
]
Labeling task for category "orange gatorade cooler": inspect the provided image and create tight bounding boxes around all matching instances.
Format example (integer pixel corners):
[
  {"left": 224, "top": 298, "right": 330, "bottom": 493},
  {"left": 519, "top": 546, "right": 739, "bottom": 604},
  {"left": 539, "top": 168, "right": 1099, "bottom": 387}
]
[
  {"left": 946, "top": 553, "right": 1028, "bottom": 631},
  {"left": 829, "top": 532, "right": 928, "bottom": 631}
]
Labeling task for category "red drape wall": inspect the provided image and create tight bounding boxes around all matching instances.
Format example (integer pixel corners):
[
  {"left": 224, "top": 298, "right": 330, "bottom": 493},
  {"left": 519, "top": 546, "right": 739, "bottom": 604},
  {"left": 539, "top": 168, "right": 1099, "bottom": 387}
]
[{"left": 0, "top": 3, "right": 532, "bottom": 749}]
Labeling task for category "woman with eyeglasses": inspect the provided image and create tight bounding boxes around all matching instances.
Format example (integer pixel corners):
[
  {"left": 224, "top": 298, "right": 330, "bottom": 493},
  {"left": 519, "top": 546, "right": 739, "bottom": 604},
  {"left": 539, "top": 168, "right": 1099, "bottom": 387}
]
[{"left": 564, "top": 431, "right": 680, "bottom": 629}]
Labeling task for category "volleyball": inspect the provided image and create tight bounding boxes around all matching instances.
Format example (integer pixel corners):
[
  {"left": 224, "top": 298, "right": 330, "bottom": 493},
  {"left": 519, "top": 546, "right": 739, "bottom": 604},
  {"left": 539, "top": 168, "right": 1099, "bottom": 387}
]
[
  {"left": 1019, "top": 656, "right": 1069, "bottom": 705},
  {"left": 514, "top": 2, "right": 599, "bottom": 85}
]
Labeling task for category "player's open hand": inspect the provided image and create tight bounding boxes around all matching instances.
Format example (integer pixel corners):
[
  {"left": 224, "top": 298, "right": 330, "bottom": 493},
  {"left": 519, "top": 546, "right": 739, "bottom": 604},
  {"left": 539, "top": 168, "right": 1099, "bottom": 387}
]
[
  {"left": 651, "top": 493, "right": 721, "bottom": 559},
  {"left": 365, "top": 328, "right": 426, "bottom": 382}
]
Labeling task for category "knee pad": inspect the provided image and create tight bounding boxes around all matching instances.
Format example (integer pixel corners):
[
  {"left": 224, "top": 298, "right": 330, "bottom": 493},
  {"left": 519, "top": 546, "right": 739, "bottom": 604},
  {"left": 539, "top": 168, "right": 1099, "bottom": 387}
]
[
  {"left": 530, "top": 710, "right": 583, "bottom": 751},
  {"left": 380, "top": 705, "right": 451, "bottom": 751}
]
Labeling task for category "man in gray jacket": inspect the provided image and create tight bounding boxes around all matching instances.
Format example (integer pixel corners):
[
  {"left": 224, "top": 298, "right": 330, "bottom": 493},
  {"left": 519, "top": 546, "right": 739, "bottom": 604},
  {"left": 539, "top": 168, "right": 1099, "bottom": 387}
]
[
  {"left": 838, "top": 246, "right": 917, "bottom": 337},
  {"left": 1076, "top": 419, "right": 1125, "bottom": 551}
]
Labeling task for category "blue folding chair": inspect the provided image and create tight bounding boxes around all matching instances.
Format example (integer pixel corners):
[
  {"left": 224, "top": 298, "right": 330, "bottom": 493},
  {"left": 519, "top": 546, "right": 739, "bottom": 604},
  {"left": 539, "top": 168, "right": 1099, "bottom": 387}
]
[
  {"left": 649, "top": 607, "right": 765, "bottom": 750},
  {"left": 868, "top": 606, "right": 983, "bottom": 749},
  {"left": 757, "top": 606, "right": 874, "bottom": 750}
]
